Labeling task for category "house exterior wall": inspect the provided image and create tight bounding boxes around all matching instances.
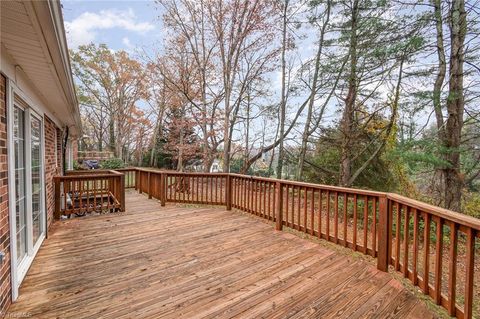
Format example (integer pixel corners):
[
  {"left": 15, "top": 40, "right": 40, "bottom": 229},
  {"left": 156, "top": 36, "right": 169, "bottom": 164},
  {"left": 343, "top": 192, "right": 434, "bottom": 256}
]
[
  {"left": 0, "top": 74, "right": 11, "bottom": 316},
  {"left": 56, "top": 128, "right": 62, "bottom": 173},
  {"left": 45, "top": 116, "right": 62, "bottom": 229},
  {"left": 1, "top": 50, "right": 75, "bottom": 311},
  {"left": 0, "top": 1, "right": 80, "bottom": 312}
]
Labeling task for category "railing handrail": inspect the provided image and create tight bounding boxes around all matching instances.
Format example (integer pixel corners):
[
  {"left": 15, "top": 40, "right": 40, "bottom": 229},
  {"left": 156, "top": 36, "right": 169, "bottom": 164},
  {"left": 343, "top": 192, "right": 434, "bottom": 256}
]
[
  {"left": 131, "top": 168, "right": 479, "bottom": 228},
  {"left": 56, "top": 173, "right": 121, "bottom": 180},
  {"left": 386, "top": 192, "right": 480, "bottom": 232},
  {"left": 229, "top": 173, "right": 386, "bottom": 197}
]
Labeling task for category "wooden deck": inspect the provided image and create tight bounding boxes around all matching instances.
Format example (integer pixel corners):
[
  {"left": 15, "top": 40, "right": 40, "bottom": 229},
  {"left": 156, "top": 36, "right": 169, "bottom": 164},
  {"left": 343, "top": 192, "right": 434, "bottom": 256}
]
[{"left": 7, "top": 191, "right": 436, "bottom": 319}]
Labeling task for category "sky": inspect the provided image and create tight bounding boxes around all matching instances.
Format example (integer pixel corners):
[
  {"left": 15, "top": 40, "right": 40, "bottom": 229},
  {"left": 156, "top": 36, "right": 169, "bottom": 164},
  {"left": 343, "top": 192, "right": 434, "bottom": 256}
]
[
  {"left": 62, "top": 0, "right": 162, "bottom": 53},
  {"left": 59, "top": 0, "right": 346, "bottom": 145},
  {"left": 60, "top": 0, "right": 443, "bottom": 146}
]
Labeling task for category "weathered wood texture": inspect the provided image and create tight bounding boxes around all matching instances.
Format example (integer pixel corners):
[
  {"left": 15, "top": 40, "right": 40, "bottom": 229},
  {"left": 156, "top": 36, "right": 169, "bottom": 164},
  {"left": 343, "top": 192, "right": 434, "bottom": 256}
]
[
  {"left": 54, "top": 170, "right": 125, "bottom": 217},
  {"left": 8, "top": 191, "right": 434, "bottom": 319}
]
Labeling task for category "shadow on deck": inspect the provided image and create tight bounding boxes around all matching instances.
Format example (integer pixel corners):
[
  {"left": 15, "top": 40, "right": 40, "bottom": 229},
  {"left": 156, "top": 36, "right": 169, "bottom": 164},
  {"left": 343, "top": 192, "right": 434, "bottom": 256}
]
[{"left": 7, "top": 191, "right": 435, "bottom": 318}]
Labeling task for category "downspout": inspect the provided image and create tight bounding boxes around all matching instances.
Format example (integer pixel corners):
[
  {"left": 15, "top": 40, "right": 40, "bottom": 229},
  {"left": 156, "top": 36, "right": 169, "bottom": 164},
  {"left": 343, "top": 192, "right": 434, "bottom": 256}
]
[{"left": 62, "top": 126, "right": 69, "bottom": 174}]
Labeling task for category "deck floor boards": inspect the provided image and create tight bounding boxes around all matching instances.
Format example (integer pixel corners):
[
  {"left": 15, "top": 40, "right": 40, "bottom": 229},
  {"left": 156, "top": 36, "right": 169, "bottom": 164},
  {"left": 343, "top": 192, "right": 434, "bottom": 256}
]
[{"left": 7, "top": 191, "right": 436, "bottom": 318}]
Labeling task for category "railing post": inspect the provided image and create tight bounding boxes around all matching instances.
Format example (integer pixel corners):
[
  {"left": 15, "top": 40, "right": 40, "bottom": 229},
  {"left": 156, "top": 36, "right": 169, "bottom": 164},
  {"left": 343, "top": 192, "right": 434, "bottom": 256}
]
[
  {"left": 147, "top": 171, "right": 152, "bottom": 199},
  {"left": 275, "top": 181, "right": 283, "bottom": 231},
  {"left": 226, "top": 174, "right": 232, "bottom": 210},
  {"left": 133, "top": 169, "right": 139, "bottom": 190},
  {"left": 54, "top": 177, "right": 61, "bottom": 219},
  {"left": 137, "top": 170, "right": 142, "bottom": 194},
  {"left": 119, "top": 174, "right": 125, "bottom": 212},
  {"left": 377, "top": 195, "right": 390, "bottom": 272},
  {"left": 464, "top": 227, "right": 475, "bottom": 319},
  {"left": 160, "top": 172, "right": 166, "bottom": 206}
]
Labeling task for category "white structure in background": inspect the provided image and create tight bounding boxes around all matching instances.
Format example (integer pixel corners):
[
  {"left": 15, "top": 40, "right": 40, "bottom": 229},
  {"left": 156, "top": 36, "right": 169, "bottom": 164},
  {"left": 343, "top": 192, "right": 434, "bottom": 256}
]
[{"left": 210, "top": 159, "right": 222, "bottom": 173}]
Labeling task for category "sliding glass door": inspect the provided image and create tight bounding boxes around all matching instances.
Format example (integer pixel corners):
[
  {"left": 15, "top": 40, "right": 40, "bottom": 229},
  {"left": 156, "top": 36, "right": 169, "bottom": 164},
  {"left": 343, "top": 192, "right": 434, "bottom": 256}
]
[{"left": 11, "top": 101, "right": 45, "bottom": 277}]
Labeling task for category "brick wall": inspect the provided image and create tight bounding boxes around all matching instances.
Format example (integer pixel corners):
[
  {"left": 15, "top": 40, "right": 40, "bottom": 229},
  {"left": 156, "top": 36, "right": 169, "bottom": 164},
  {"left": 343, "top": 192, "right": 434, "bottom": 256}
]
[
  {"left": 45, "top": 116, "right": 61, "bottom": 228},
  {"left": 56, "top": 128, "right": 62, "bottom": 174},
  {"left": 0, "top": 75, "right": 11, "bottom": 316}
]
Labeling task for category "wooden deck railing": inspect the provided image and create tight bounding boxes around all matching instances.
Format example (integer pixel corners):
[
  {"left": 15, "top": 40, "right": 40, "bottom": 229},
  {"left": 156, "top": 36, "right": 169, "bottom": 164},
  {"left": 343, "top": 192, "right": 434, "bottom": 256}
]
[
  {"left": 54, "top": 170, "right": 125, "bottom": 218},
  {"left": 129, "top": 168, "right": 479, "bottom": 319}
]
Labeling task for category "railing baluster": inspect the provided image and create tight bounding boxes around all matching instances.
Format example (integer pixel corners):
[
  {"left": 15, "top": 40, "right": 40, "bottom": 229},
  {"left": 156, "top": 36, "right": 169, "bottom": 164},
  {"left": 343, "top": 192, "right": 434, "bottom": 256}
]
[
  {"left": 255, "top": 180, "right": 259, "bottom": 215},
  {"left": 412, "top": 208, "right": 419, "bottom": 285},
  {"left": 268, "top": 182, "right": 272, "bottom": 219},
  {"left": 318, "top": 190, "right": 322, "bottom": 238},
  {"left": 263, "top": 182, "right": 267, "bottom": 218},
  {"left": 395, "top": 202, "right": 401, "bottom": 271},
  {"left": 334, "top": 192, "right": 339, "bottom": 244},
  {"left": 403, "top": 205, "right": 410, "bottom": 277},
  {"left": 326, "top": 190, "right": 330, "bottom": 240},
  {"left": 293, "top": 186, "right": 302, "bottom": 230},
  {"left": 353, "top": 194, "right": 357, "bottom": 250},
  {"left": 93, "top": 179, "right": 97, "bottom": 212},
  {"left": 423, "top": 213, "right": 431, "bottom": 295},
  {"left": 271, "top": 182, "right": 275, "bottom": 221},
  {"left": 448, "top": 222, "right": 457, "bottom": 316},
  {"left": 363, "top": 195, "right": 368, "bottom": 254},
  {"left": 251, "top": 179, "right": 254, "bottom": 214},
  {"left": 303, "top": 187, "right": 307, "bottom": 232},
  {"left": 287, "top": 186, "right": 295, "bottom": 228},
  {"left": 310, "top": 189, "right": 315, "bottom": 236},
  {"left": 464, "top": 227, "right": 475, "bottom": 319},
  {"left": 372, "top": 197, "right": 377, "bottom": 257},
  {"left": 344, "top": 193, "right": 348, "bottom": 247},
  {"left": 80, "top": 178, "right": 83, "bottom": 214},
  {"left": 215, "top": 176, "right": 218, "bottom": 204},
  {"left": 434, "top": 217, "right": 443, "bottom": 304}
]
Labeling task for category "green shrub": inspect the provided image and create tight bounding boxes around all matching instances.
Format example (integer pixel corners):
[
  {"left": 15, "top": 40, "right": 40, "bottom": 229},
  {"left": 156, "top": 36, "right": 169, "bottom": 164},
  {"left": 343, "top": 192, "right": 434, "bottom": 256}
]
[
  {"left": 100, "top": 158, "right": 125, "bottom": 169},
  {"left": 73, "top": 160, "right": 82, "bottom": 170},
  {"left": 464, "top": 192, "right": 480, "bottom": 219}
]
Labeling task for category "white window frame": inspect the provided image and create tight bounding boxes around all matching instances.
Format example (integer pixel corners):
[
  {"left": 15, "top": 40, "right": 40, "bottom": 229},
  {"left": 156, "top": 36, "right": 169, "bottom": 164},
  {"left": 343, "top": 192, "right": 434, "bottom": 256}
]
[
  {"left": 66, "top": 139, "right": 73, "bottom": 170},
  {"left": 7, "top": 80, "right": 47, "bottom": 300}
]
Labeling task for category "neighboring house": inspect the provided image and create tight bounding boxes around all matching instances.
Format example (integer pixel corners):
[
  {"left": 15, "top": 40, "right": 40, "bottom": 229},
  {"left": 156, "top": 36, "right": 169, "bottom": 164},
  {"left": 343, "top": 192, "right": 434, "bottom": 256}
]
[
  {"left": 186, "top": 158, "right": 223, "bottom": 173},
  {"left": 210, "top": 159, "right": 222, "bottom": 173},
  {"left": 0, "top": 0, "right": 81, "bottom": 314}
]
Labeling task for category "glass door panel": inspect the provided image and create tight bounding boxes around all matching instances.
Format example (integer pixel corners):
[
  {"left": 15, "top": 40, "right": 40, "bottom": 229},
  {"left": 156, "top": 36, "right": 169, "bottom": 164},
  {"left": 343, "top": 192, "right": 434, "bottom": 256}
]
[
  {"left": 31, "top": 115, "right": 43, "bottom": 246},
  {"left": 13, "top": 106, "right": 27, "bottom": 264}
]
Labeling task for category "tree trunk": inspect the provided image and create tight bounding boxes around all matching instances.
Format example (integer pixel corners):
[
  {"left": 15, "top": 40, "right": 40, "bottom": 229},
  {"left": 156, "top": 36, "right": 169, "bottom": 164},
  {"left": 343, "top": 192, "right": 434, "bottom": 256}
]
[
  {"left": 178, "top": 105, "right": 186, "bottom": 172},
  {"left": 245, "top": 87, "right": 251, "bottom": 167},
  {"left": 297, "top": 0, "right": 331, "bottom": 180},
  {"left": 432, "top": 0, "right": 447, "bottom": 203},
  {"left": 339, "top": 0, "right": 359, "bottom": 187},
  {"left": 109, "top": 118, "right": 115, "bottom": 155},
  {"left": 444, "top": 0, "right": 466, "bottom": 212},
  {"left": 277, "top": 0, "right": 288, "bottom": 179}
]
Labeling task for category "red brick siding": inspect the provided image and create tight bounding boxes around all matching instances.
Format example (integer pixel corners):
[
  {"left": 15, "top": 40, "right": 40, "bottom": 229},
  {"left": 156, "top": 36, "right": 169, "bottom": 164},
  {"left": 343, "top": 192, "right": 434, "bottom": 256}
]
[
  {"left": 0, "top": 74, "right": 11, "bottom": 316},
  {"left": 56, "top": 128, "right": 62, "bottom": 174},
  {"left": 45, "top": 116, "right": 61, "bottom": 228}
]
